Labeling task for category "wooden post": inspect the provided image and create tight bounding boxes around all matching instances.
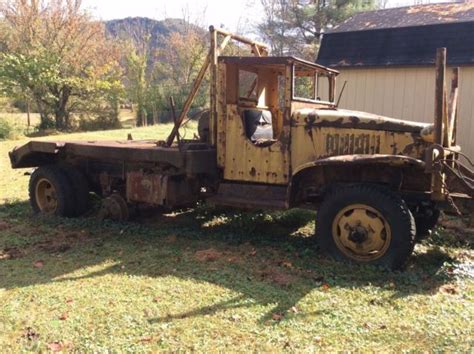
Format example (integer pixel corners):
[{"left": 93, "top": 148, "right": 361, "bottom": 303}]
[
  {"left": 209, "top": 27, "right": 218, "bottom": 146},
  {"left": 165, "top": 30, "right": 232, "bottom": 147},
  {"left": 448, "top": 67, "right": 459, "bottom": 146},
  {"left": 434, "top": 48, "right": 447, "bottom": 146},
  {"left": 432, "top": 48, "right": 447, "bottom": 200},
  {"left": 169, "top": 96, "right": 179, "bottom": 144}
]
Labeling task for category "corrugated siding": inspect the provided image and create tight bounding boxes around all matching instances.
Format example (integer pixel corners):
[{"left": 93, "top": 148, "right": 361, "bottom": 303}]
[{"left": 330, "top": 66, "right": 474, "bottom": 159}]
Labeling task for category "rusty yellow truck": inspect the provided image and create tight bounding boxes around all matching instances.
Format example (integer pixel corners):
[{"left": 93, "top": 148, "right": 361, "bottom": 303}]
[{"left": 9, "top": 27, "right": 474, "bottom": 270}]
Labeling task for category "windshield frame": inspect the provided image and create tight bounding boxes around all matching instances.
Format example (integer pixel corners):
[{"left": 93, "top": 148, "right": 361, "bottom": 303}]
[{"left": 291, "top": 63, "right": 336, "bottom": 106}]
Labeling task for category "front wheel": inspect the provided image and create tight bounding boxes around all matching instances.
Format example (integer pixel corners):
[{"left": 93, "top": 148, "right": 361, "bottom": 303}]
[{"left": 316, "top": 184, "right": 416, "bottom": 270}]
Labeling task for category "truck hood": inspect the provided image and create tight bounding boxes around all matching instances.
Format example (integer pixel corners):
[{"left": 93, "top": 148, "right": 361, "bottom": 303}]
[{"left": 295, "top": 108, "right": 432, "bottom": 134}]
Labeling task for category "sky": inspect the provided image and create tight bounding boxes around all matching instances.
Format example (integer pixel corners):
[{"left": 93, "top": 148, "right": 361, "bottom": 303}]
[
  {"left": 82, "top": 0, "right": 454, "bottom": 33},
  {"left": 82, "top": 0, "right": 263, "bottom": 34}
]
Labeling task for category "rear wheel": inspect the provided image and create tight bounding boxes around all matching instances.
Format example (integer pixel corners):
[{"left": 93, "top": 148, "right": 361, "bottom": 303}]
[
  {"left": 29, "top": 165, "right": 76, "bottom": 217},
  {"left": 414, "top": 207, "right": 440, "bottom": 240},
  {"left": 60, "top": 165, "right": 90, "bottom": 216},
  {"left": 316, "top": 184, "right": 416, "bottom": 270}
]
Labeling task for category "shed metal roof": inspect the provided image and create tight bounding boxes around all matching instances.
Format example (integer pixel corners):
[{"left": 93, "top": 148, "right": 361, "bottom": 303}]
[
  {"left": 318, "top": 3, "right": 474, "bottom": 68},
  {"left": 331, "top": 2, "right": 474, "bottom": 33}
]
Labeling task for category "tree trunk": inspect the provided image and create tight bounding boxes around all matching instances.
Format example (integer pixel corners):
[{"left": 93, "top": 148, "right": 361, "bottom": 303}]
[
  {"left": 35, "top": 98, "right": 51, "bottom": 130},
  {"left": 26, "top": 101, "right": 31, "bottom": 129},
  {"left": 55, "top": 87, "right": 71, "bottom": 130}
]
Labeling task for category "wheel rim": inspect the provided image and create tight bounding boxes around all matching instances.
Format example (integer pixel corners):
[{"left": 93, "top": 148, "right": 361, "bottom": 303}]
[
  {"left": 35, "top": 178, "right": 58, "bottom": 213},
  {"left": 331, "top": 204, "right": 392, "bottom": 262}
]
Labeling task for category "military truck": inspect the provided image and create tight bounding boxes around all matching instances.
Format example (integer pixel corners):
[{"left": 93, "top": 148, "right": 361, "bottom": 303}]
[{"left": 9, "top": 27, "right": 474, "bottom": 269}]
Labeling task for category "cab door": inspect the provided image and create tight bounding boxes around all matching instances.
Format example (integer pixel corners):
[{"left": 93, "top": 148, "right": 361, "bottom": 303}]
[{"left": 217, "top": 60, "right": 292, "bottom": 185}]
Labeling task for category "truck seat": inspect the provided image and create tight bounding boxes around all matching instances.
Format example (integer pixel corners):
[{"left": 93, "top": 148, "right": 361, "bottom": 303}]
[{"left": 242, "top": 109, "right": 276, "bottom": 146}]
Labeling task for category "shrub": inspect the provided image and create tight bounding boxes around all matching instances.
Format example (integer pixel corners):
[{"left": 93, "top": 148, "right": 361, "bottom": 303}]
[
  {"left": 77, "top": 113, "right": 122, "bottom": 132},
  {"left": 0, "top": 117, "right": 22, "bottom": 140}
]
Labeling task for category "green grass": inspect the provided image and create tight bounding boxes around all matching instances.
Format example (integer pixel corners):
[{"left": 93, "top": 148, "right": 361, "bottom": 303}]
[{"left": 0, "top": 126, "right": 473, "bottom": 352}]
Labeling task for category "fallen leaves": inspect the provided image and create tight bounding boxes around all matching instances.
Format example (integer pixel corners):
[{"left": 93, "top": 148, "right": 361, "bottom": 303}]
[
  {"left": 0, "top": 247, "right": 24, "bottom": 260},
  {"left": 0, "top": 220, "right": 11, "bottom": 231},
  {"left": 38, "top": 242, "right": 71, "bottom": 254},
  {"left": 279, "top": 260, "right": 294, "bottom": 269},
  {"left": 313, "top": 336, "right": 322, "bottom": 344},
  {"left": 33, "top": 260, "right": 44, "bottom": 268},
  {"left": 229, "top": 314, "right": 241, "bottom": 322},
  {"left": 195, "top": 248, "right": 223, "bottom": 262},
  {"left": 259, "top": 268, "right": 295, "bottom": 287},
  {"left": 272, "top": 312, "right": 284, "bottom": 321},
  {"left": 321, "top": 283, "right": 330, "bottom": 291},
  {"left": 289, "top": 306, "right": 299, "bottom": 314},
  {"left": 165, "top": 234, "right": 177, "bottom": 243},
  {"left": 22, "top": 327, "right": 39, "bottom": 341},
  {"left": 363, "top": 322, "right": 388, "bottom": 330},
  {"left": 439, "top": 284, "right": 459, "bottom": 295},
  {"left": 47, "top": 342, "right": 63, "bottom": 352}
]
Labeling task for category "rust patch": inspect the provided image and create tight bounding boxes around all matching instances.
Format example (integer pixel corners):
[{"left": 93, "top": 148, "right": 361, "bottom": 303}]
[{"left": 126, "top": 171, "right": 167, "bottom": 205}]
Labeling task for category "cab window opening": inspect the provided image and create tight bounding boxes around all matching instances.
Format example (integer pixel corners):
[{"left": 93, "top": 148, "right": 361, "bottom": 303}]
[{"left": 293, "top": 64, "right": 334, "bottom": 104}]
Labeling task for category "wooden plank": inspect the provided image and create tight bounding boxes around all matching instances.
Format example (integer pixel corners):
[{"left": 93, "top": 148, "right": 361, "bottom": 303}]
[{"left": 213, "top": 26, "right": 268, "bottom": 55}]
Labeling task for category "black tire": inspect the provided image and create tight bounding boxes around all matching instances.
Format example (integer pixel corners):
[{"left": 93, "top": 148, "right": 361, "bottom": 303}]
[
  {"left": 29, "top": 165, "right": 76, "bottom": 217},
  {"left": 59, "top": 165, "right": 90, "bottom": 216},
  {"left": 316, "top": 184, "right": 416, "bottom": 270},
  {"left": 415, "top": 208, "right": 440, "bottom": 240}
]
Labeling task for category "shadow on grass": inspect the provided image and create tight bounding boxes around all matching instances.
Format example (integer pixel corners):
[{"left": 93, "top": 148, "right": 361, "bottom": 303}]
[{"left": 0, "top": 200, "right": 462, "bottom": 324}]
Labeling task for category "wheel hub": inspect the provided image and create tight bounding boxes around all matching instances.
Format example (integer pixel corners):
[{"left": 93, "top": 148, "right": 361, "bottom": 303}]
[
  {"left": 35, "top": 178, "right": 58, "bottom": 214},
  {"left": 348, "top": 226, "right": 369, "bottom": 243},
  {"left": 332, "top": 204, "right": 392, "bottom": 262},
  {"left": 99, "top": 194, "right": 129, "bottom": 221}
]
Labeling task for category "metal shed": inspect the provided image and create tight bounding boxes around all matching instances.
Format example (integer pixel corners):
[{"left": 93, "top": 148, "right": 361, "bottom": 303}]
[{"left": 317, "top": 2, "right": 474, "bottom": 159}]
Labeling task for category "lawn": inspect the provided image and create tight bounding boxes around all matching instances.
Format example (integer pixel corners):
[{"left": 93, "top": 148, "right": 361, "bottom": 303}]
[{"left": 0, "top": 125, "right": 473, "bottom": 352}]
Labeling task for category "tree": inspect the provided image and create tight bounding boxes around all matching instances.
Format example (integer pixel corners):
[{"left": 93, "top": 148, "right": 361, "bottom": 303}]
[
  {"left": 154, "top": 28, "right": 209, "bottom": 115},
  {"left": 258, "top": 0, "right": 376, "bottom": 59},
  {"left": 0, "top": 0, "right": 123, "bottom": 130},
  {"left": 125, "top": 46, "right": 149, "bottom": 126}
]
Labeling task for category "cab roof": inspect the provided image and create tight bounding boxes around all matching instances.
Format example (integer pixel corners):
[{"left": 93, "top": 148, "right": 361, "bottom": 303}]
[{"left": 218, "top": 56, "right": 339, "bottom": 75}]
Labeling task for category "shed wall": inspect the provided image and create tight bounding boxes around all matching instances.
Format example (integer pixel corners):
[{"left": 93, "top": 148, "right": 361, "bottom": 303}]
[{"left": 326, "top": 66, "right": 474, "bottom": 159}]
